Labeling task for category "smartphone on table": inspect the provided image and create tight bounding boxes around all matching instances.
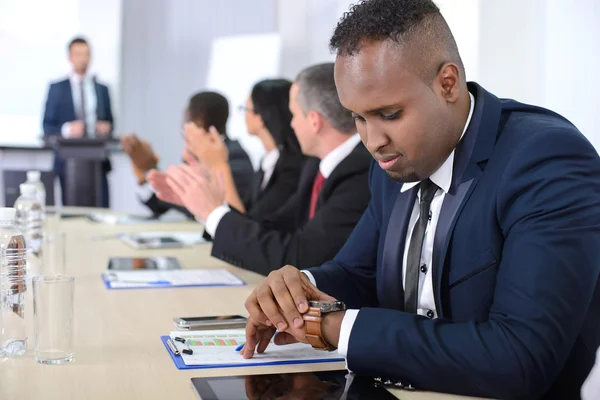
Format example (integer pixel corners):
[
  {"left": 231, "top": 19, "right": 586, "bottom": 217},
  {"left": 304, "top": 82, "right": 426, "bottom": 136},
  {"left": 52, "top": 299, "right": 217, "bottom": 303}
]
[{"left": 173, "top": 315, "right": 248, "bottom": 331}]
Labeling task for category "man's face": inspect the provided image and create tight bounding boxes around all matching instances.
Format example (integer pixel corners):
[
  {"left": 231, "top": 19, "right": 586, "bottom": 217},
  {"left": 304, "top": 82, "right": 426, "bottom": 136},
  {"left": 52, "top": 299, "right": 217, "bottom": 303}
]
[
  {"left": 335, "top": 40, "right": 457, "bottom": 183},
  {"left": 289, "top": 83, "right": 315, "bottom": 157},
  {"left": 69, "top": 43, "right": 90, "bottom": 75}
]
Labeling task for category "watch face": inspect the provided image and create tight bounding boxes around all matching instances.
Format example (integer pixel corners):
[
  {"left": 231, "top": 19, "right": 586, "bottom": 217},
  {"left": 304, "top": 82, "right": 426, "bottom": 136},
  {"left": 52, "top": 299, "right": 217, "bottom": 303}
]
[{"left": 308, "top": 301, "right": 346, "bottom": 313}]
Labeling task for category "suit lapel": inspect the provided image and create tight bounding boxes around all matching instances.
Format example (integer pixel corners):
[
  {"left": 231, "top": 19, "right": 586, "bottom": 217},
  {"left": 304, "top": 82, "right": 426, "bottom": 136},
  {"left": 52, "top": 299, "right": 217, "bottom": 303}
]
[
  {"left": 431, "top": 82, "right": 504, "bottom": 317},
  {"left": 250, "top": 169, "right": 264, "bottom": 204},
  {"left": 381, "top": 186, "right": 417, "bottom": 310}
]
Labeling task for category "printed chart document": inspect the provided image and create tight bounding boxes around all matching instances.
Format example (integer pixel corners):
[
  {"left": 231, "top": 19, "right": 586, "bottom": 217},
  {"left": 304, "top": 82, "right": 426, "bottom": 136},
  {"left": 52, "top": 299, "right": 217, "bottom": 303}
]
[
  {"left": 161, "top": 329, "right": 344, "bottom": 369},
  {"left": 102, "top": 269, "right": 245, "bottom": 289}
]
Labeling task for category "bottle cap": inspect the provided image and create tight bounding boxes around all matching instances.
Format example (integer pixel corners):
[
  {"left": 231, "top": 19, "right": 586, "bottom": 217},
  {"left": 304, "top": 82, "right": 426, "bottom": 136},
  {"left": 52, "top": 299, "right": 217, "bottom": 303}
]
[
  {"left": 27, "top": 170, "right": 41, "bottom": 182},
  {"left": 0, "top": 207, "right": 16, "bottom": 221}
]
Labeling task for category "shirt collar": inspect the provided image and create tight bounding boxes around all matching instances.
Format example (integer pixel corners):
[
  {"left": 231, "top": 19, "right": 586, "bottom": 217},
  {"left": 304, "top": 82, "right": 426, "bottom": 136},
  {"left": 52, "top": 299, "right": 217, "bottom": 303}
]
[
  {"left": 401, "top": 92, "right": 475, "bottom": 194},
  {"left": 260, "top": 148, "right": 280, "bottom": 173},
  {"left": 70, "top": 72, "right": 91, "bottom": 85},
  {"left": 319, "top": 133, "right": 361, "bottom": 179}
]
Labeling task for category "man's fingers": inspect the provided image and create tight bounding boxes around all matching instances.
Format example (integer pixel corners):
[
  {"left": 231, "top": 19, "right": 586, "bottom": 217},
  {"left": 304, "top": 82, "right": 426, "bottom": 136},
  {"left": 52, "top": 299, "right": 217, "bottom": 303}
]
[
  {"left": 269, "top": 274, "right": 303, "bottom": 330},
  {"left": 256, "top": 283, "right": 289, "bottom": 332},
  {"left": 166, "top": 166, "right": 190, "bottom": 188},
  {"left": 165, "top": 173, "right": 186, "bottom": 199},
  {"left": 244, "top": 291, "right": 272, "bottom": 327},
  {"left": 282, "top": 270, "right": 309, "bottom": 315}
]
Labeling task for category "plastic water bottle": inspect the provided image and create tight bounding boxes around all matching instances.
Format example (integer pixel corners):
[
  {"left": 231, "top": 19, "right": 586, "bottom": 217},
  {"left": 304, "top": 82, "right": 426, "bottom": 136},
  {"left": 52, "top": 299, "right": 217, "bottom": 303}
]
[
  {"left": 0, "top": 207, "right": 28, "bottom": 359},
  {"left": 26, "top": 171, "right": 46, "bottom": 215},
  {"left": 14, "top": 183, "right": 43, "bottom": 255}
]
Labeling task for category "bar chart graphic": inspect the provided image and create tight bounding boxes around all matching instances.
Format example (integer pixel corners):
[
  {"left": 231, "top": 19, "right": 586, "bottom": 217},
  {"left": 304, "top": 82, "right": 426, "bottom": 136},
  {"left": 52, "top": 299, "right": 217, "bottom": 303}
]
[{"left": 183, "top": 333, "right": 246, "bottom": 347}]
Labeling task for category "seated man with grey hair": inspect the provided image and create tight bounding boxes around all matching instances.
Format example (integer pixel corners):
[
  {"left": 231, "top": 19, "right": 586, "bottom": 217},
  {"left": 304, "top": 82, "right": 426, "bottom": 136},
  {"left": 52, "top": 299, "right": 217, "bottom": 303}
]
[{"left": 164, "top": 62, "right": 371, "bottom": 274}]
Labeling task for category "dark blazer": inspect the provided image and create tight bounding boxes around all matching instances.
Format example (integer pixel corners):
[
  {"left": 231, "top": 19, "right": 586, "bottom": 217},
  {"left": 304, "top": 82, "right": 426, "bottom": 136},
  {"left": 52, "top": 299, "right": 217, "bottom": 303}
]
[
  {"left": 242, "top": 148, "right": 305, "bottom": 221},
  {"left": 307, "top": 83, "right": 600, "bottom": 399},
  {"left": 211, "top": 142, "right": 371, "bottom": 275},
  {"left": 143, "top": 137, "right": 253, "bottom": 219},
  {"left": 42, "top": 77, "right": 114, "bottom": 174}
]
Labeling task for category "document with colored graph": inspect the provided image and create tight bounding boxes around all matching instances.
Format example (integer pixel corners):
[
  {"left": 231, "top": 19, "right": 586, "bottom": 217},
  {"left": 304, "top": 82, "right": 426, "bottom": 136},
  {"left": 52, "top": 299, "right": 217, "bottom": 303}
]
[{"left": 160, "top": 329, "right": 344, "bottom": 370}]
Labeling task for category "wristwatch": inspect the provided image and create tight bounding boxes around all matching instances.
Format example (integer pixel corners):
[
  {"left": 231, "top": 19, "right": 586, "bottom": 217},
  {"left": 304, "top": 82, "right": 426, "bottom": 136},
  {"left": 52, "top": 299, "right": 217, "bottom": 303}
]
[{"left": 303, "top": 300, "right": 346, "bottom": 351}]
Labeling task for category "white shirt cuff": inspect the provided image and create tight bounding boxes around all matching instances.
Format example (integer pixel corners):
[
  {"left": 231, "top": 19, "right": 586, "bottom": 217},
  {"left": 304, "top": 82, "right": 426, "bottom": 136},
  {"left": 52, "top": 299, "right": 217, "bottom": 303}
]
[
  {"left": 301, "top": 270, "right": 317, "bottom": 288},
  {"left": 337, "top": 309, "right": 359, "bottom": 358},
  {"left": 204, "top": 205, "right": 231, "bottom": 236},
  {"left": 61, "top": 122, "right": 71, "bottom": 137},
  {"left": 582, "top": 347, "right": 600, "bottom": 400},
  {"left": 136, "top": 182, "right": 155, "bottom": 203}
]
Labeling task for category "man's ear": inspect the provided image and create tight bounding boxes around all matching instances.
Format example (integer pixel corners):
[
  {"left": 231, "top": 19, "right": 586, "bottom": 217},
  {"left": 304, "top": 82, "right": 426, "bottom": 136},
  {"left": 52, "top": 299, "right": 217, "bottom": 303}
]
[
  {"left": 307, "top": 110, "right": 324, "bottom": 134},
  {"left": 436, "top": 62, "right": 461, "bottom": 104}
]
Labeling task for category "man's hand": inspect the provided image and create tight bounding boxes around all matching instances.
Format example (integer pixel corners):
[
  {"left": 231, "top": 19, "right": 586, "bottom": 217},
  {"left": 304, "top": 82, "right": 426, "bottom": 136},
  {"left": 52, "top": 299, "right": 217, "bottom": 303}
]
[
  {"left": 184, "top": 123, "right": 229, "bottom": 168},
  {"left": 147, "top": 169, "right": 183, "bottom": 206},
  {"left": 121, "top": 133, "right": 159, "bottom": 180},
  {"left": 165, "top": 163, "right": 226, "bottom": 220},
  {"left": 69, "top": 120, "right": 85, "bottom": 138},
  {"left": 242, "top": 265, "right": 337, "bottom": 358},
  {"left": 96, "top": 120, "right": 112, "bottom": 136}
]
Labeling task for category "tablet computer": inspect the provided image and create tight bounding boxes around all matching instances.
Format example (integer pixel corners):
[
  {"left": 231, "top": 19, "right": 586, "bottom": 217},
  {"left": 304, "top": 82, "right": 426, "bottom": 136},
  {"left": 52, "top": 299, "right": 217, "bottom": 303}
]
[
  {"left": 120, "top": 235, "right": 184, "bottom": 249},
  {"left": 191, "top": 371, "right": 398, "bottom": 400},
  {"left": 107, "top": 257, "right": 181, "bottom": 271}
]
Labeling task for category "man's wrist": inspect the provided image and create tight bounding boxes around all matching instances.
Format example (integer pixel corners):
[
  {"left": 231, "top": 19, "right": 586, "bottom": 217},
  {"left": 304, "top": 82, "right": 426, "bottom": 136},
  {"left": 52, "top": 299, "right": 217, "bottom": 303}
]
[{"left": 321, "top": 310, "right": 345, "bottom": 349}]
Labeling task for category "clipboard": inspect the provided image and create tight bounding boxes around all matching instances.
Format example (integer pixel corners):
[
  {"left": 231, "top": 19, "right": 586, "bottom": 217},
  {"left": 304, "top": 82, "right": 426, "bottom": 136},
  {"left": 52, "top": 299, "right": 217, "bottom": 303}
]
[{"left": 160, "top": 332, "right": 344, "bottom": 370}]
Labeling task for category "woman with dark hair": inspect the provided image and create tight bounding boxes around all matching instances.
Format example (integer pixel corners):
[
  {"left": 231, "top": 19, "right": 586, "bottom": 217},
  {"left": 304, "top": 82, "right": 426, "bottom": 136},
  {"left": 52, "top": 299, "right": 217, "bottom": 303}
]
[
  {"left": 180, "top": 78, "right": 304, "bottom": 221},
  {"left": 239, "top": 79, "right": 304, "bottom": 219}
]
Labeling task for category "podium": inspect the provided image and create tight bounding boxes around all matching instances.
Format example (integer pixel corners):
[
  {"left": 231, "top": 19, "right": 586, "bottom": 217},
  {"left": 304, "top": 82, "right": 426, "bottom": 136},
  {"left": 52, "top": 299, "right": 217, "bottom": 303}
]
[{"left": 45, "top": 137, "right": 119, "bottom": 207}]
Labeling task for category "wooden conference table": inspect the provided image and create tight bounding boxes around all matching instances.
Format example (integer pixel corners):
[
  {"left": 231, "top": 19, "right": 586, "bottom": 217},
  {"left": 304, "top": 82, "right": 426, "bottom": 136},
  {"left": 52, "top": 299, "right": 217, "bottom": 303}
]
[{"left": 0, "top": 208, "right": 488, "bottom": 400}]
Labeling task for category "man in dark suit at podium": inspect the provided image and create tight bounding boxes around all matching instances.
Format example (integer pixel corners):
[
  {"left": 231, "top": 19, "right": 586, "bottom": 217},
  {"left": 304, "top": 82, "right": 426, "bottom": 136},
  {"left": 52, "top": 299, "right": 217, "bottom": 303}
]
[{"left": 42, "top": 37, "right": 114, "bottom": 207}]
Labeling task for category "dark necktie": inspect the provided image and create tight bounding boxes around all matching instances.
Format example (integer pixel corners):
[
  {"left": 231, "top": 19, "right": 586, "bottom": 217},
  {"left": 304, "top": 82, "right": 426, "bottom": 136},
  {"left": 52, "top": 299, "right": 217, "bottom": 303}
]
[
  {"left": 308, "top": 171, "right": 325, "bottom": 220},
  {"left": 404, "top": 179, "right": 438, "bottom": 314},
  {"left": 79, "top": 79, "right": 87, "bottom": 136}
]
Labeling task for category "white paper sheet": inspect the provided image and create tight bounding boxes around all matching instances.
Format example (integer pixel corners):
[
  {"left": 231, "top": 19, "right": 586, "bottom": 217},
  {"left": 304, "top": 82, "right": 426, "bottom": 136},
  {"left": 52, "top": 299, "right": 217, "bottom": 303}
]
[
  {"left": 168, "top": 329, "right": 343, "bottom": 367},
  {"left": 103, "top": 269, "right": 244, "bottom": 289}
]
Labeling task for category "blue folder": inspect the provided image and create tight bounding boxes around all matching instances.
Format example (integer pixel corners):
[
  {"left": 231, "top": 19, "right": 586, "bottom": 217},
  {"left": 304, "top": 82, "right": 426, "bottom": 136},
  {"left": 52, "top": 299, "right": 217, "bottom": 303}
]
[{"left": 160, "top": 336, "right": 345, "bottom": 370}]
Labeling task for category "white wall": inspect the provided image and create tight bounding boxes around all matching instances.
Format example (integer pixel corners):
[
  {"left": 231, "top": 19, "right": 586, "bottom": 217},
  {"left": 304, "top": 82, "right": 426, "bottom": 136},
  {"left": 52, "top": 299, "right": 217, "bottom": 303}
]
[
  {"left": 278, "top": 0, "right": 355, "bottom": 79},
  {"left": 120, "top": 0, "right": 278, "bottom": 172},
  {"left": 0, "top": 0, "right": 122, "bottom": 144}
]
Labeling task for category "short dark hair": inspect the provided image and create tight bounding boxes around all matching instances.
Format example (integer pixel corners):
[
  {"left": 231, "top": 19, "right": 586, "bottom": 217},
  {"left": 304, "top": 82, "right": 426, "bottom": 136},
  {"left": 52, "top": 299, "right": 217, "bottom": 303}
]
[
  {"left": 68, "top": 37, "right": 89, "bottom": 52},
  {"left": 187, "top": 91, "right": 229, "bottom": 135},
  {"left": 295, "top": 63, "right": 355, "bottom": 134},
  {"left": 330, "top": 0, "right": 465, "bottom": 83},
  {"left": 251, "top": 79, "right": 302, "bottom": 154}
]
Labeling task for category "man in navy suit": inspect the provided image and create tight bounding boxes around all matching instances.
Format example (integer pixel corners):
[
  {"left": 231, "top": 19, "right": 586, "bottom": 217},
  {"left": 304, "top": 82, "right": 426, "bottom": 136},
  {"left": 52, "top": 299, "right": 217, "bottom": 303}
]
[
  {"left": 43, "top": 37, "right": 114, "bottom": 207},
  {"left": 241, "top": 1, "right": 600, "bottom": 399}
]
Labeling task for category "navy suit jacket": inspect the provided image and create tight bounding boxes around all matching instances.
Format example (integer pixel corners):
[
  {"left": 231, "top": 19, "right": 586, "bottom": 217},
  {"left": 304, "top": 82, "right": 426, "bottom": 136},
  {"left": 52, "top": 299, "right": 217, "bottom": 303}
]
[
  {"left": 308, "top": 82, "right": 600, "bottom": 399},
  {"left": 42, "top": 78, "right": 113, "bottom": 173}
]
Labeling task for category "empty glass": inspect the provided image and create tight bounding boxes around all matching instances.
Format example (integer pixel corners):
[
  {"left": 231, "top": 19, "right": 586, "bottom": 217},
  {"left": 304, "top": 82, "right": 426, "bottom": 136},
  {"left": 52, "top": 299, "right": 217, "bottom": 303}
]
[{"left": 32, "top": 275, "right": 74, "bottom": 364}]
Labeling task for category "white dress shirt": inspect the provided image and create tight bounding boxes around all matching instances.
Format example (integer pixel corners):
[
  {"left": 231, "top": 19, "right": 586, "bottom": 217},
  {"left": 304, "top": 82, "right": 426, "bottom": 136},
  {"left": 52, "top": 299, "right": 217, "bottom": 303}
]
[
  {"left": 204, "top": 133, "right": 361, "bottom": 237},
  {"left": 61, "top": 73, "right": 97, "bottom": 138},
  {"left": 582, "top": 347, "right": 600, "bottom": 400},
  {"left": 260, "top": 148, "right": 280, "bottom": 190},
  {"left": 304, "top": 93, "right": 475, "bottom": 358}
]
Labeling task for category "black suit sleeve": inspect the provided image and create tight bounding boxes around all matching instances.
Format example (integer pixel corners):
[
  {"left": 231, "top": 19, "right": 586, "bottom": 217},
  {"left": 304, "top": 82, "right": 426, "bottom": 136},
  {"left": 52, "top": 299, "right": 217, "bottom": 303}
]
[
  {"left": 142, "top": 193, "right": 194, "bottom": 219},
  {"left": 210, "top": 169, "right": 370, "bottom": 275},
  {"left": 43, "top": 84, "right": 62, "bottom": 135}
]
